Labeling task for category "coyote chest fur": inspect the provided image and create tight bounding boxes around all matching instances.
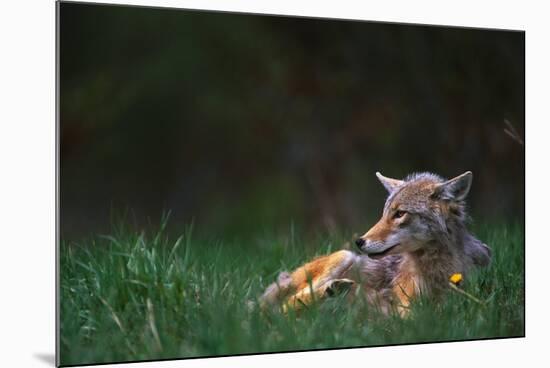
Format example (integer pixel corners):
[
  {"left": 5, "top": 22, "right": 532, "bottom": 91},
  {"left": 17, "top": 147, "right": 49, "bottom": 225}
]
[{"left": 259, "top": 171, "right": 491, "bottom": 316}]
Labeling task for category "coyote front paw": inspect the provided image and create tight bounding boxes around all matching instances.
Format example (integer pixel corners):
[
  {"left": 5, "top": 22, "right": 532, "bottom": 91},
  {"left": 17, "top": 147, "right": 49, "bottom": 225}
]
[{"left": 324, "top": 278, "right": 355, "bottom": 297}]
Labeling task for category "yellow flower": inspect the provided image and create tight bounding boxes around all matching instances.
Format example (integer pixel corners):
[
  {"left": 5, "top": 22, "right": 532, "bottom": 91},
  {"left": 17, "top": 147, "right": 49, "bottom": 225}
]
[{"left": 450, "top": 273, "right": 463, "bottom": 285}]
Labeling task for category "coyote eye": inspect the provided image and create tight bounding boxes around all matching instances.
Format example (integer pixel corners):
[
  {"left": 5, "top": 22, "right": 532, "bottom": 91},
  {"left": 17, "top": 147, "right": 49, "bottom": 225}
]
[{"left": 393, "top": 210, "right": 406, "bottom": 219}]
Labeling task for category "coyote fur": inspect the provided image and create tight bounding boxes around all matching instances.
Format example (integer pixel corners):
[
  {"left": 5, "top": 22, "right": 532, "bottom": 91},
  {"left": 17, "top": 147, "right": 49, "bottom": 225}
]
[{"left": 259, "top": 171, "right": 491, "bottom": 316}]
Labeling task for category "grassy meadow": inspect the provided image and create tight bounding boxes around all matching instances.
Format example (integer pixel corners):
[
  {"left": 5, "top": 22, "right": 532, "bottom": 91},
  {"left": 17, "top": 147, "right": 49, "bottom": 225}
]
[{"left": 59, "top": 219, "right": 524, "bottom": 366}]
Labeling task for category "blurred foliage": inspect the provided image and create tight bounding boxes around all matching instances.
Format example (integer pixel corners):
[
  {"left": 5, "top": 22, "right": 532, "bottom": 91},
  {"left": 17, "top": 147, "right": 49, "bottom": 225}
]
[{"left": 60, "top": 3, "right": 524, "bottom": 240}]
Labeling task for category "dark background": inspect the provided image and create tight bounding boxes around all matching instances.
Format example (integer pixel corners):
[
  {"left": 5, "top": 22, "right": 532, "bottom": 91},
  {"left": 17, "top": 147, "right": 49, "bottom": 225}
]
[{"left": 59, "top": 2, "right": 524, "bottom": 242}]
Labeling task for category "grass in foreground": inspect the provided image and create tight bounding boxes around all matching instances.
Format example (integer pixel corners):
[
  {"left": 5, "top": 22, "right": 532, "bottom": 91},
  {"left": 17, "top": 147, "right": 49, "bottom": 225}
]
[{"left": 59, "top": 221, "right": 524, "bottom": 366}]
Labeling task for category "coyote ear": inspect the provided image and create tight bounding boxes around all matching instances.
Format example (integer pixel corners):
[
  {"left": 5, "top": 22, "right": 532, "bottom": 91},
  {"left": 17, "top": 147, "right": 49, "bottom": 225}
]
[
  {"left": 433, "top": 171, "right": 473, "bottom": 201},
  {"left": 376, "top": 172, "right": 404, "bottom": 193}
]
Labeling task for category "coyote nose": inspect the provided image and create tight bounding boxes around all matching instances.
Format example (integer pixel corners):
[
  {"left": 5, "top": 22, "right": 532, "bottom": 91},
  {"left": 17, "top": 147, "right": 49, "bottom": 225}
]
[{"left": 355, "top": 238, "right": 365, "bottom": 249}]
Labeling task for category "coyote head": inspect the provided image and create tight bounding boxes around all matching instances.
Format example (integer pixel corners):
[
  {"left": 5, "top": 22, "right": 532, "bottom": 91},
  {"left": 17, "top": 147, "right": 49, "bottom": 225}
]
[{"left": 355, "top": 171, "right": 474, "bottom": 259}]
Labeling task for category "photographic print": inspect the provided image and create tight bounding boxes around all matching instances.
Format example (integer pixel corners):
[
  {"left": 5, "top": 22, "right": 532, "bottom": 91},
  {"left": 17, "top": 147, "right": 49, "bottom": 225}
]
[{"left": 58, "top": 2, "right": 525, "bottom": 366}]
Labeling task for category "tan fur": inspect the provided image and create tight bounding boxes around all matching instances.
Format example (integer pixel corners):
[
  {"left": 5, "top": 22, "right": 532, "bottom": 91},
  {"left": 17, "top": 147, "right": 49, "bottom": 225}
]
[
  {"left": 391, "top": 255, "right": 422, "bottom": 316},
  {"left": 362, "top": 219, "right": 392, "bottom": 243},
  {"left": 274, "top": 250, "right": 357, "bottom": 311},
  {"left": 290, "top": 250, "right": 353, "bottom": 291},
  {"left": 259, "top": 171, "right": 492, "bottom": 317}
]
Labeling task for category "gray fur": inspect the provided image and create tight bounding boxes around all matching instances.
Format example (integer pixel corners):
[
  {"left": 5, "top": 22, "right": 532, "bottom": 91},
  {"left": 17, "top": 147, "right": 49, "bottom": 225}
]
[
  {"left": 360, "top": 171, "right": 491, "bottom": 299},
  {"left": 259, "top": 171, "right": 491, "bottom": 313}
]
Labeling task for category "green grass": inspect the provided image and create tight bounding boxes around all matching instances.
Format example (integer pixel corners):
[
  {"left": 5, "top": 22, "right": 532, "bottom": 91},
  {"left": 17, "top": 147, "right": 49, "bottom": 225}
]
[{"left": 59, "top": 219, "right": 524, "bottom": 366}]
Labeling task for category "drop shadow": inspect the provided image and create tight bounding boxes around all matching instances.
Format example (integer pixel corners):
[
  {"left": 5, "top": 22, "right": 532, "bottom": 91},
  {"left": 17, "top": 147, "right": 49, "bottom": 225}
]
[{"left": 34, "top": 353, "right": 56, "bottom": 366}]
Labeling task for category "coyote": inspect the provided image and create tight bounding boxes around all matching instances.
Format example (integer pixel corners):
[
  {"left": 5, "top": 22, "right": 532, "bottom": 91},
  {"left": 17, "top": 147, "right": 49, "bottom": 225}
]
[{"left": 259, "top": 171, "right": 491, "bottom": 316}]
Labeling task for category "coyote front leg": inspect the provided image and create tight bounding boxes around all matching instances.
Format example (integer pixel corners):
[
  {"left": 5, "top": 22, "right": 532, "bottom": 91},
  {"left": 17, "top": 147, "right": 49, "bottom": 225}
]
[
  {"left": 283, "top": 278, "right": 356, "bottom": 312},
  {"left": 261, "top": 250, "right": 358, "bottom": 312}
]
